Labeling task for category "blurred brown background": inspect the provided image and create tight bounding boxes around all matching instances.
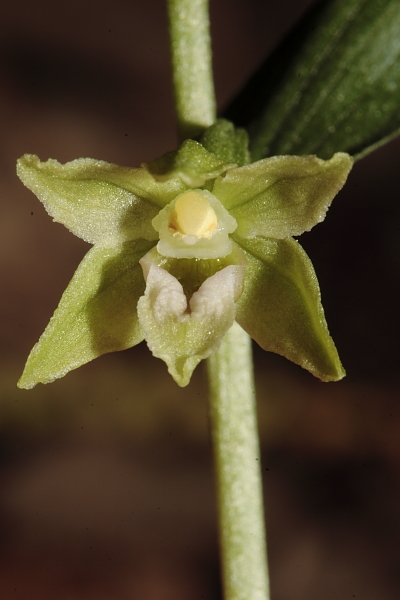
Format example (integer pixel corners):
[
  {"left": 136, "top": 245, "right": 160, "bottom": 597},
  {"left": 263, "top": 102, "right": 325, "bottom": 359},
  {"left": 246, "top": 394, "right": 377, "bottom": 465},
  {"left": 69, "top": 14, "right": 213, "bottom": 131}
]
[{"left": 1, "top": 0, "right": 400, "bottom": 598}]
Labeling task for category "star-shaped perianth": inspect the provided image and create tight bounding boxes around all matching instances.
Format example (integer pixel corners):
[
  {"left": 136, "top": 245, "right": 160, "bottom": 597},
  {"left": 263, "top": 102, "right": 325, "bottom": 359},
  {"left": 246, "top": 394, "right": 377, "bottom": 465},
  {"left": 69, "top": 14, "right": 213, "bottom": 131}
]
[{"left": 17, "top": 120, "right": 353, "bottom": 388}]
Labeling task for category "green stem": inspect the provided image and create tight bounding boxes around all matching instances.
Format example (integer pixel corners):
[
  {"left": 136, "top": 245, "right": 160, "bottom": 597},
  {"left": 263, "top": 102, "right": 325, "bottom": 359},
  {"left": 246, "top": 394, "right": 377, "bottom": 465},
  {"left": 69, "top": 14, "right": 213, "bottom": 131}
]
[
  {"left": 166, "top": 1, "right": 269, "bottom": 597},
  {"left": 207, "top": 322, "right": 270, "bottom": 600},
  {"left": 167, "top": 0, "right": 216, "bottom": 140}
]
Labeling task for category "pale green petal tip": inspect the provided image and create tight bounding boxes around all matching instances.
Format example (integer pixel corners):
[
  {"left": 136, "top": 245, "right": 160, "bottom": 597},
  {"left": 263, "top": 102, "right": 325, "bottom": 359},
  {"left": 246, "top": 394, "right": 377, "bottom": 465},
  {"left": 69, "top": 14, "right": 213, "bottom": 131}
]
[
  {"left": 320, "top": 357, "right": 346, "bottom": 383},
  {"left": 17, "top": 378, "right": 30, "bottom": 390},
  {"left": 17, "top": 352, "right": 78, "bottom": 390},
  {"left": 17, "top": 371, "right": 41, "bottom": 390},
  {"left": 291, "top": 321, "right": 346, "bottom": 383}
]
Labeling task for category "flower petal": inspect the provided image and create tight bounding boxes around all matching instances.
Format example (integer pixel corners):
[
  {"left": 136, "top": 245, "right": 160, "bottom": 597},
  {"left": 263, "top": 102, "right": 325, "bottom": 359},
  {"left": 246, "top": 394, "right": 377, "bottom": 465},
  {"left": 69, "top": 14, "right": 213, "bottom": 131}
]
[
  {"left": 212, "top": 153, "right": 353, "bottom": 238},
  {"left": 138, "top": 253, "right": 245, "bottom": 386},
  {"left": 17, "top": 155, "right": 186, "bottom": 246},
  {"left": 18, "top": 240, "right": 154, "bottom": 389},
  {"left": 143, "top": 139, "right": 236, "bottom": 187},
  {"left": 233, "top": 235, "right": 345, "bottom": 381}
]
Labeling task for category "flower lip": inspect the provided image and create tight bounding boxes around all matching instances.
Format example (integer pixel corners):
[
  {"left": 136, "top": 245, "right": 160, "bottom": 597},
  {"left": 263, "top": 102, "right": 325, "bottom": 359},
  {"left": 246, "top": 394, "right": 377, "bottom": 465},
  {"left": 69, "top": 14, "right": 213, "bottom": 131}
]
[
  {"left": 152, "top": 188, "right": 237, "bottom": 259},
  {"left": 137, "top": 247, "right": 247, "bottom": 386}
]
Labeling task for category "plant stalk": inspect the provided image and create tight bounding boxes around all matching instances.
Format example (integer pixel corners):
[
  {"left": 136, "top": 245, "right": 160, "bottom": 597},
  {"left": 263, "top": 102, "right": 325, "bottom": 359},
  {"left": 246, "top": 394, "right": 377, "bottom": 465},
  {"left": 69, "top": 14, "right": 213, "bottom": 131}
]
[
  {"left": 207, "top": 322, "right": 270, "bottom": 600},
  {"left": 167, "top": 0, "right": 216, "bottom": 140},
  {"left": 167, "top": 1, "right": 270, "bottom": 598}
]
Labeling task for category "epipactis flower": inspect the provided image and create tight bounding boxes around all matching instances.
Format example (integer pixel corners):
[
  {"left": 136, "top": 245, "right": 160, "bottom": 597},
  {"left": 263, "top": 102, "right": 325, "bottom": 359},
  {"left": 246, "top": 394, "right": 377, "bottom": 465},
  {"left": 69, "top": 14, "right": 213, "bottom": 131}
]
[{"left": 17, "top": 120, "right": 353, "bottom": 388}]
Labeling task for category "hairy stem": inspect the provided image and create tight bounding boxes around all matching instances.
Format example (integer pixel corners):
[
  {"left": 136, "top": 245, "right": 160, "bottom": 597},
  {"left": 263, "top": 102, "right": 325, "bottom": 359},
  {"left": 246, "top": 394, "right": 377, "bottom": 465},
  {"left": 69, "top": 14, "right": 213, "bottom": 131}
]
[
  {"left": 207, "top": 322, "right": 270, "bottom": 600},
  {"left": 167, "top": 0, "right": 216, "bottom": 140},
  {"left": 167, "top": 1, "right": 269, "bottom": 597}
]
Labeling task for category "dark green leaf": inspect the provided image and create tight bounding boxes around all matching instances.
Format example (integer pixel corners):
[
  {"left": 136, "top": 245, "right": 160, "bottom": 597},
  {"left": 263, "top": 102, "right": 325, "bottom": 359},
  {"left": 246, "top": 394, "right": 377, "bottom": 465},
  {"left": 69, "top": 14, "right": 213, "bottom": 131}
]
[{"left": 225, "top": 0, "right": 400, "bottom": 160}]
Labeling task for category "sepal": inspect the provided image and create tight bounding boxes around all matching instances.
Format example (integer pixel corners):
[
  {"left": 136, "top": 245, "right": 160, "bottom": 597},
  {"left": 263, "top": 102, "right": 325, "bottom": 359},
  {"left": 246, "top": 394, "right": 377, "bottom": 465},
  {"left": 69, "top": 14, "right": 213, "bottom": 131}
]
[
  {"left": 18, "top": 240, "right": 154, "bottom": 389},
  {"left": 212, "top": 153, "right": 353, "bottom": 238},
  {"left": 17, "top": 155, "right": 186, "bottom": 246},
  {"left": 233, "top": 235, "right": 345, "bottom": 381}
]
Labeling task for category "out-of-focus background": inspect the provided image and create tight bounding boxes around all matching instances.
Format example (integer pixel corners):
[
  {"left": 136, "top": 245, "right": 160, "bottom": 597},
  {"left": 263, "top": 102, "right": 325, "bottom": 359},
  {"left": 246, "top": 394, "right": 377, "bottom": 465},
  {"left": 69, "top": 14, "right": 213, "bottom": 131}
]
[{"left": 1, "top": 0, "right": 400, "bottom": 598}]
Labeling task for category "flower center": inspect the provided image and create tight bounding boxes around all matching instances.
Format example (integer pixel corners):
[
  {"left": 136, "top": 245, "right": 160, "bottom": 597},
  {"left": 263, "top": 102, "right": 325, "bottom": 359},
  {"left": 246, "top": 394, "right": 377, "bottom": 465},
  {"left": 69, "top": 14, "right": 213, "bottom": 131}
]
[
  {"left": 152, "top": 188, "right": 237, "bottom": 259},
  {"left": 168, "top": 191, "right": 218, "bottom": 241}
]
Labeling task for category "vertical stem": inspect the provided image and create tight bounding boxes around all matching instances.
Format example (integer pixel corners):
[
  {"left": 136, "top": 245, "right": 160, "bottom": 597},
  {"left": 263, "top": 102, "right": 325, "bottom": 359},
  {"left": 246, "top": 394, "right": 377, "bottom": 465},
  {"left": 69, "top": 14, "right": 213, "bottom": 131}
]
[
  {"left": 166, "top": 1, "right": 269, "bottom": 598},
  {"left": 167, "top": 0, "right": 216, "bottom": 140},
  {"left": 207, "top": 322, "right": 270, "bottom": 600}
]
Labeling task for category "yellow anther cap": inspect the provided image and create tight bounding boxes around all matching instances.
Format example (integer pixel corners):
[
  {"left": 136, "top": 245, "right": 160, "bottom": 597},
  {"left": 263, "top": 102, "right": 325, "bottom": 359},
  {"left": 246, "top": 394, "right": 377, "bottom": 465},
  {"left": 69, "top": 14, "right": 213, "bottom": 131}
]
[{"left": 169, "top": 191, "right": 218, "bottom": 239}]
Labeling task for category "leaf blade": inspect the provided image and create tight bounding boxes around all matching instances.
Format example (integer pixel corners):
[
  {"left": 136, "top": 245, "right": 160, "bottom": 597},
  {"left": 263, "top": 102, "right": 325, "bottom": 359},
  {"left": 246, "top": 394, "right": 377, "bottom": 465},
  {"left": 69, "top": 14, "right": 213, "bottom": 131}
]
[{"left": 225, "top": 0, "right": 400, "bottom": 160}]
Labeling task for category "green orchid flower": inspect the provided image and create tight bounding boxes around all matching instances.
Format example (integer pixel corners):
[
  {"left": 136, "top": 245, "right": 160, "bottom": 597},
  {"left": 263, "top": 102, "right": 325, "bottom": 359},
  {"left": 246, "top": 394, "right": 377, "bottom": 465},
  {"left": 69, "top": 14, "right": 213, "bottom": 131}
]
[{"left": 17, "top": 121, "right": 353, "bottom": 389}]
